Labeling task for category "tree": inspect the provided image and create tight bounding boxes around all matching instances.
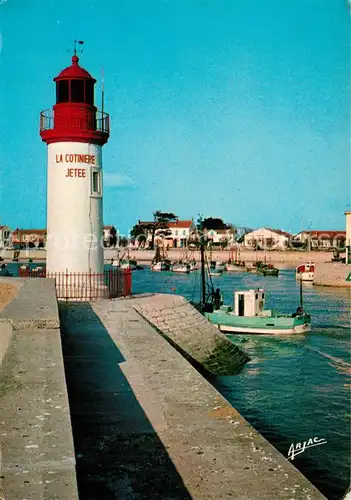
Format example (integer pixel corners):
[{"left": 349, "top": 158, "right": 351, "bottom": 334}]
[
  {"left": 130, "top": 211, "right": 178, "bottom": 250},
  {"left": 201, "top": 217, "right": 229, "bottom": 230},
  {"left": 119, "top": 236, "right": 129, "bottom": 247},
  {"left": 109, "top": 226, "right": 117, "bottom": 248},
  {"left": 235, "top": 227, "right": 253, "bottom": 244}
]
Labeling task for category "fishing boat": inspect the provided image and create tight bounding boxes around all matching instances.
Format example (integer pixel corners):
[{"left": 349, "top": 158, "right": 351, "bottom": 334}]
[
  {"left": 204, "top": 288, "right": 311, "bottom": 335},
  {"left": 120, "top": 258, "right": 137, "bottom": 270},
  {"left": 255, "top": 261, "right": 279, "bottom": 276},
  {"left": 209, "top": 269, "right": 222, "bottom": 277},
  {"left": 151, "top": 246, "right": 171, "bottom": 272},
  {"left": 172, "top": 262, "right": 191, "bottom": 273},
  {"left": 196, "top": 242, "right": 310, "bottom": 335},
  {"left": 151, "top": 260, "right": 170, "bottom": 271},
  {"left": 189, "top": 259, "right": 199, "bottom": 271},
  {"left": 209, "top": 262, "right": 224, "bottom": 276},
  {"left": 296, "top": 261, "right": 315, "bottom": 282},
  {"left": 172, "top": 248, "right": 198, "bottom": 273},
  {"left": 226, "top": 247, "right": 246, "bottom": 272}
]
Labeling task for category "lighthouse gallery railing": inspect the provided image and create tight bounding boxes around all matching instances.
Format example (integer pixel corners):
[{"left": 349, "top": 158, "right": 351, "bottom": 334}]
[{"left": 40, "top": 109, "right": 110, "bottom": 135}]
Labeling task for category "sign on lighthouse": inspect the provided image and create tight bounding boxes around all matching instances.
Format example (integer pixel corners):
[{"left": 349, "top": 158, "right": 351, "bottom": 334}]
[{"left": 40, "top": 45, "right": 109, "bottom": 278}]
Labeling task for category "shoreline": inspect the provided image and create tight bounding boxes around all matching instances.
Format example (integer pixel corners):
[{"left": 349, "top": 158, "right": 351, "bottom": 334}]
[{"left": 1, "top": 248, "right": 338, "bottom": 267}]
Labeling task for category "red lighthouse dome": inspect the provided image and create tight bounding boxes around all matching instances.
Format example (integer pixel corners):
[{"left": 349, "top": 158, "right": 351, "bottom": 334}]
[{"left": 40, "top": 55, "right": 109, "bottom": 145}]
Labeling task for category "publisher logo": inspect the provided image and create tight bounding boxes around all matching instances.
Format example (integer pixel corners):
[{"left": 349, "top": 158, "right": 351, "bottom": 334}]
[{"left": 288, "top": 437, "right": 327, "bottom": 460}]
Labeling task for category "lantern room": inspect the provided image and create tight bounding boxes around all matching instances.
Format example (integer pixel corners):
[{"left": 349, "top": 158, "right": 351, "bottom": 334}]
[{"left": 40, "top": 54, "right": 109, "bottom": 145}]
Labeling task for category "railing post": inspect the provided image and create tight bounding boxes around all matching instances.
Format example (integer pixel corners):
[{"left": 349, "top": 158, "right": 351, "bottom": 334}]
[{"left": 65, "top": 268, "right": 69, "bottom": 301}]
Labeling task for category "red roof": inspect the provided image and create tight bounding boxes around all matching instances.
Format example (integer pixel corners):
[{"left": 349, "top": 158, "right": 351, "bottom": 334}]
[
  {"left": 270, "top": 228, "right": 293, "bottom": 238},
  {"left": 167, "top": 220, "right": 193, "bottom": 229},
  {"left": 0, "top": 225, "right": 8, "bottom": 230},
  {"left": 305, "top": 230, "right": 346, "bottom": 238},
  {"left": 54, "top": 55, "right": 95, "bottom": 82},
  {"left": 138, "top": 220, "right": 193, "bottom": 229},
  {"left": 104, "top": 225, "right": 113, "bottom": 230},
  {"left": 12, "top": 229, "right": 46, "bottom": 234}
]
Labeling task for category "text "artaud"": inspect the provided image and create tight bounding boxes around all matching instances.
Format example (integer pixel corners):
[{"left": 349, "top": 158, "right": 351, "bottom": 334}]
[{"left": 288, "top": 437, "right": 327, "bottom": 461}]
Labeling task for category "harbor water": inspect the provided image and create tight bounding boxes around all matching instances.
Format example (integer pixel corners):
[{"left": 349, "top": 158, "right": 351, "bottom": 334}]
[
  {"left": 131, "top": 266, "right": 351, "bottom": 500},
  {"left": 4, "top": 263, "right": 351, "bottom": 499}
]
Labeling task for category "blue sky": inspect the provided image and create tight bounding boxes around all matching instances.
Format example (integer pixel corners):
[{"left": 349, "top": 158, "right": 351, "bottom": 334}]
[{"left": 0, "top": 0, "right": 349, "bottom": 235}]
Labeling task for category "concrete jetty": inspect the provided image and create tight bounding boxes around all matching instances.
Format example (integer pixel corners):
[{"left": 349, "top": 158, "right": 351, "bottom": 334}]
[
  {"left": 0, "top": 279, "right": 327, "bottom": 499},
  {"left": 0, "top": 278, "right": 78, "bottom": 499},
  {"left": 67, "top": 296, "right": 324, "bottom": 499},
  {"left": 313, "top": 262, "right": 351, "bottom": 287}
]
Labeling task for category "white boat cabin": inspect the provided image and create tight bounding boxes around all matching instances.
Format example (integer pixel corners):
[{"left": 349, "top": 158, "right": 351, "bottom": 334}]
[{"left": 233, "top": 289, "right": 269, "bottom": 317}]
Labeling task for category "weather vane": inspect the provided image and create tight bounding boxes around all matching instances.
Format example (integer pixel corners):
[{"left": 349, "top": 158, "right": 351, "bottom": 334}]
[{"left": 67, "top": 40, "right": 84, "bottom": 56}]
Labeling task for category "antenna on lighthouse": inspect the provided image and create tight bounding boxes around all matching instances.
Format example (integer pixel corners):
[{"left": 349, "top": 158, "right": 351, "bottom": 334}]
[{"left": 101, "top": 66, "right": 105, "bottom": 115}]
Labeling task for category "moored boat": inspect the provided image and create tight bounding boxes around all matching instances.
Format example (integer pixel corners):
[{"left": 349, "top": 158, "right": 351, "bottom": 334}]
[
  {"left": 296, "top": 261, "right": 315, "bottom": 282},
  {"left": 151, "top": 260, "right": 170, "bottom": 271},
  {"left": 172, "top": 262, "right": 191, "bottom": 273},
  {"left": 226, "top": 247, "right": 246, "bottom": 272},
  {"left": 120, "top": 259, "right": 137, "bottom": 270},
  {"left": 209, "top": 270, "right": 222, "bottom": 277},
  {"left": 256, "top": 262, "right": 279, "bottom": 276},
  {"left": 151, "top": 246, "right": 171, "bottom": 272}
]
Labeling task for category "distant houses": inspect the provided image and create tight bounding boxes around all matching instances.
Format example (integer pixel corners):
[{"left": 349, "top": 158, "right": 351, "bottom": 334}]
[
  {"left": 243, "top": 228, "right": 346, "bottom": 250},
  {"left": 12, "top": 228, "right": 47, "bottom": 248},
  {"left": 0, "top": 221, "right": 347, "bottom": 251},
  {"left": 204, "top": 228, "right": 236, "bottom": 246},
  {"left": 243, "top": 228, "right": 293, "bottom": 250},
  {"left": 292, "top": 230, "right": 346, "bottom": 249},
  {"left": 133, "top": 219, "right": 197, "bottom": 248}
]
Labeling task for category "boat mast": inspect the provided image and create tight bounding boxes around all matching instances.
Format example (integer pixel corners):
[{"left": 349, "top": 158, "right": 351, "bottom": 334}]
[
  {"left": 299, "top": 278, "right": 304, "bottom": 312},
  {"left": 200, "top": 242, "right": 206, "bottom": 308}
]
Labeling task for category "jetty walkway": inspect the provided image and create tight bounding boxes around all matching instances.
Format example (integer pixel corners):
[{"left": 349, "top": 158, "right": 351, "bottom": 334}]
[{"left": 0, "top": 278, "right": 326, "bottom": 499}]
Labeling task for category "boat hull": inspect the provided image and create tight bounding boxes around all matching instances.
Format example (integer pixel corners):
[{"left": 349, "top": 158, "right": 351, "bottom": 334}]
[
  {"left": 151, "top": 261, "right": 169, "bottom": 271},
  {"left": 172, "top": 265, "right": 190, "bottom": 273},
  {"left": 226, "top": 265, "right": 244, "bottom": 272},
  {"left": 205, "top": 312, "right": 311, "bottom": 335},
  {"left": 296, "top": 271, "right": 314, "bottom": 282}
]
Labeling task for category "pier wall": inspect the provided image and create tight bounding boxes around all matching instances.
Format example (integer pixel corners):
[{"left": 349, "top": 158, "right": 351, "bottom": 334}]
[
  {"left": 0, "top": 278, "right": 79, "bottom": 499},
  {"left": 313, "top": 262, "right": 351, "bottom": 287},
  {"left": 131, "top": 293, "right": 249, "bottom": 375}
]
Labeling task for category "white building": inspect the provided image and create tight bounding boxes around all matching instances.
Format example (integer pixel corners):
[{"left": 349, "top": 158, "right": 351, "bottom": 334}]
[
  {"left": 0, "top": 226, "right": 11, "bottom": 249},
  {"left": 244, "top": 228, "right": 292, "bottom": 250},
  {"left": 133, "top": 219, "right": 197, "bottom": 248},
  {"left": 204, "top": 228, "right": 236, "bottom": 246},
  {"left": 103, "top": 225, "right": 118, "bottom": 247},
  {"left": 155, "top": 220, "right": 197, "bottom": 248},
  {"left": 293, "top": 230, "right": 346, "bottom": 249}
]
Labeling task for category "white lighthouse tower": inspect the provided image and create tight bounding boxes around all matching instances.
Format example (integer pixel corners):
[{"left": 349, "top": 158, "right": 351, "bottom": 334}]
[{"left": 40, "top": 47, "right": 109, "bottom": 277}]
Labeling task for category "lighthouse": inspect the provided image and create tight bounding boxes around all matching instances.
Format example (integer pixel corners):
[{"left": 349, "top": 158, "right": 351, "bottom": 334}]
[{"left": 40, "top": 47, "right": 109, "bottom": 277}]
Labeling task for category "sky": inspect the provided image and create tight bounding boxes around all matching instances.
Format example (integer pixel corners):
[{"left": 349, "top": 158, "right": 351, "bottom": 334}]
[{"left": 0, "top": 0, "right": 349, "bottom": 236}]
